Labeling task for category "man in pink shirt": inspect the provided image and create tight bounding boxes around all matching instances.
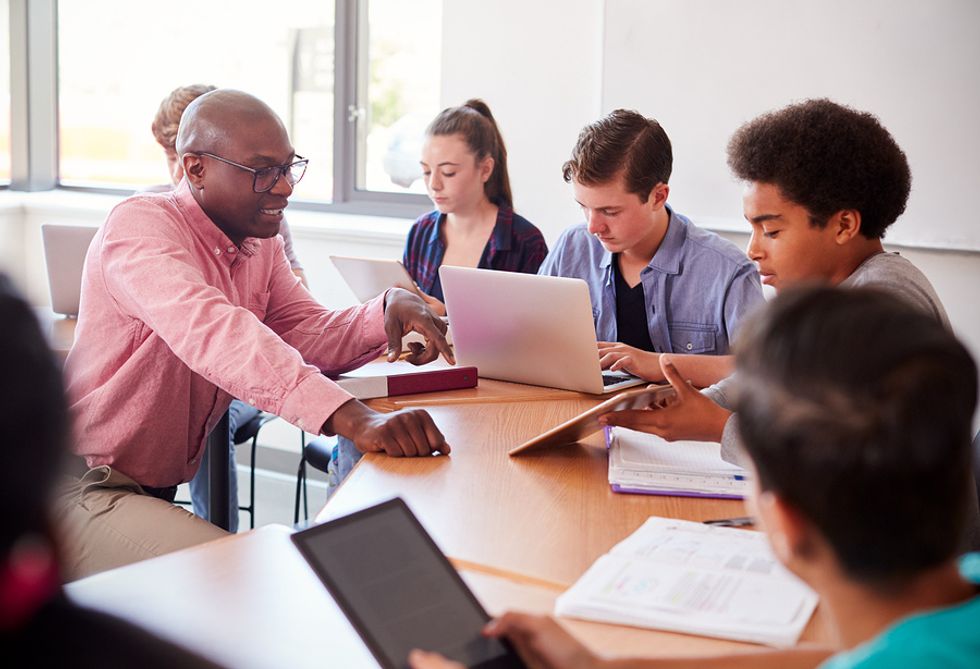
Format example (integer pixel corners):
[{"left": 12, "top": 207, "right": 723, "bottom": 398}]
[{"left": 59, "top": 90, "right": 454, "bottom": 579}]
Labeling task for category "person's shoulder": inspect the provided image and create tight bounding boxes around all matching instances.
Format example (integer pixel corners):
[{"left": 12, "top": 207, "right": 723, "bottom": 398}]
[
  {"left": 25, "top": 595, "right": 225, "bottom": 668},
  {"left": 412, "top": 209, "right": 441, "bottom": 230},
  {"left": 552, "top": 223, "right": 596, "bottom": 250},
  {"left": 821, "top": 587, "right": 980, "bottom": 669},
  {"left": 508, "top": 210, "right": 541, "bottom": 233},
  {"left": 672, "top": 210, "right": 755, "bottom": 270},
  {"left": 844, "top": 252, "right": 949, "bottom": 325},
  {"left": 849, "top": 251, "right": 927, "bottom": 285},
  {"left": 406, "top": 210, "right": 440, "bottom": 243},
  {"left": 104, "top": 190, "right": 182, "bottom": 236}
]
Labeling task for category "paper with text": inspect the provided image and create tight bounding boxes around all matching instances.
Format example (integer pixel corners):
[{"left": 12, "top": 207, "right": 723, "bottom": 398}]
[{"left": 555, "top": 517, "right": 818, "bottom": 647}]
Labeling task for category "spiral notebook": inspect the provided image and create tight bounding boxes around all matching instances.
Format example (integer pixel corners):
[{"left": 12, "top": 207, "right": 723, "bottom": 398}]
[{"left": 607, "top": 427, "right": 749, "bottom": 499}]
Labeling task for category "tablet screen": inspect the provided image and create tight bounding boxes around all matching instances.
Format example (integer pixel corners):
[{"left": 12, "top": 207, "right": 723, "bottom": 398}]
[{"left": 292, "top": 499, "right": 524, "bottom": 669}]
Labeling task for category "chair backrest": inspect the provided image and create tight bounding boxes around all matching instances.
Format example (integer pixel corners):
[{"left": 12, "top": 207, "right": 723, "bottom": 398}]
[{"left": 40, "top": 224, "right": 99, "bottom": 317}]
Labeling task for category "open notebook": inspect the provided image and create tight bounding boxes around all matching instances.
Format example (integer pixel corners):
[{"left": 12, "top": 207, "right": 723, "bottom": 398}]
[
  {"left": 607, "top": 427, "right": 749, "bottom": 499},
  {"left": 555, "top": 517, "right": 819, "bottom": 647}
]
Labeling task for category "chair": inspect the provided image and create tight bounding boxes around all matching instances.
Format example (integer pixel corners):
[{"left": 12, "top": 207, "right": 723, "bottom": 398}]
[
  {"left": 294, "top": 433, "right": 336, "bottom": 524},
  {"left": 177, "top": 411, "right": 277, "bottom": 530}
]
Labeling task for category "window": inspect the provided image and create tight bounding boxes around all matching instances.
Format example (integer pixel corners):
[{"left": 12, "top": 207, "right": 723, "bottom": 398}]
[
  {"left": 0, "top": 0, "right": 10, "bottom": 183},
  {"left": 57, "top": 0, "right": 335, "bottom": 200},
  {"left": 356, "top": 0, "right": 442, "bottom": 197},
  {"left": 53, "top": 0, "right": 442, "bottom": 213}
]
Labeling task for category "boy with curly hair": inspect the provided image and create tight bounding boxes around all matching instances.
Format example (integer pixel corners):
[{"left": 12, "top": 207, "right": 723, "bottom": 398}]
[{"left": 602, "top": 99, "right": 950, "bottom": 445}]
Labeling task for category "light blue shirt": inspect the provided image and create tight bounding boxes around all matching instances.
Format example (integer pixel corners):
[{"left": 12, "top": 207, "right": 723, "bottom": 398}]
[
  {"left": 538, "top": 208, "right": 763, "bottom": 354},
  {"left": 820, "top": 553, "right": 980, "bottom": 669}
]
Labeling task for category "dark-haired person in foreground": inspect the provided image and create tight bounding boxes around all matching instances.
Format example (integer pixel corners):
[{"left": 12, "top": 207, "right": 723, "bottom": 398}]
[
  {"left": 411, "top": 287, "right": 980, "bottom": 669},
  {"left": 539, "top": 110, "right": 763, "bottom": 389},
  {"left": 60, "top": 89, "right": 454, "bottom": 580},
  {"left": 0, "top": 275, "right": 225, "bottom": 668},
  {"left": 603, "top": 99, "right": 950, "bottom": 444}
]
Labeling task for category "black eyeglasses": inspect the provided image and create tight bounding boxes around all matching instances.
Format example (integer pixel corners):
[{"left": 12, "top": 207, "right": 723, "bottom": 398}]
[{"left": 197, "top": 152, "right": 309, "bottom": 193}]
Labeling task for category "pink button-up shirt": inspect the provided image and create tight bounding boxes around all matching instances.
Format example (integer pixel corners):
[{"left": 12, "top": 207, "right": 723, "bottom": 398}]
[{"left": 64, "top": 180, "right": 387, "bottom": 487}]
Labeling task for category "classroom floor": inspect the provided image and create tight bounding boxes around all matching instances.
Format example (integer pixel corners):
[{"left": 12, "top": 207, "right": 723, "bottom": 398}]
[{"left": 175, "top": 456, "right": 332, "bottom": 533}]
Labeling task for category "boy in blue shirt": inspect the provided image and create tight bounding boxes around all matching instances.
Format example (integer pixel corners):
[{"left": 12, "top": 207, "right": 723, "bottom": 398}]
[
  {"left": 411, "top": 287, "right": 980, "bottom": 669},
  {"left": 539, "top": 110, "right": 763, "bottom": 388}
]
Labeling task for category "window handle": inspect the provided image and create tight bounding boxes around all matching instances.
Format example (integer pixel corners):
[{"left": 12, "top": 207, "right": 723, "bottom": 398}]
[{"left": 347, "top": 104, "right": 366, "bottom": 124}]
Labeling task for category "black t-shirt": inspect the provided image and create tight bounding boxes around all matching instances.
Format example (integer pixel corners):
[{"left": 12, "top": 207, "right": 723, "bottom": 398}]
[
  {"left": 613, "top": 255, "right": 655, "bottom": 352},
  {"left": 3, "top": 593, "right": 226, "bottom": 668}
]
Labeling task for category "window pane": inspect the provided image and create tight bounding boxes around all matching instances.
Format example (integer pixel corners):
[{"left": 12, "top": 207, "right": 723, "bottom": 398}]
[
  {"left": 0, "top": 0, "right": 10, "bottom": 183},
  {"left": 359, "top": 0, "right": 442, "bottom": 195},
  {"left": 57, "top": 0, "right": 334, "bottom": 201}
]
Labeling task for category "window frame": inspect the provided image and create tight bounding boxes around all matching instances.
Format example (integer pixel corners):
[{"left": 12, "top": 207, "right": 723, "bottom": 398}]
[{"left": 6, "top": 0, "right": 432, "bottom": 218}]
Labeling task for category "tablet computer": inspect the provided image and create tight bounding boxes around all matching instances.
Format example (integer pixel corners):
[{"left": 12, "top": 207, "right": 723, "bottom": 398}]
[
  {"left": 330, "top": 255, "right": 422, "bottom": 303},
  {"left": 509, "top": 384, "right": 675, "bottom": 456},
  {"left": 291, "top": 498, "right": 525, "bottom": 669}
]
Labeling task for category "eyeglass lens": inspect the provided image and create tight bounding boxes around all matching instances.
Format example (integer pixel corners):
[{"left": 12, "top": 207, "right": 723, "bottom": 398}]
[{"left": 254, "top": 160, "right": 308, "bottom": 192}]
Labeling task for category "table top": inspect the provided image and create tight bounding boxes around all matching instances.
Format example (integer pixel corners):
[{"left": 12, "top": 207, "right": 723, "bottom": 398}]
[
  {"left": 67, "top": 525, "right": 828, "bottom": 669},
  {"left": 66, "top": 362, "right": 831, "bottom": 664},
  {"left": 320, "top": 397, "right": 748, "bottom": 589}
]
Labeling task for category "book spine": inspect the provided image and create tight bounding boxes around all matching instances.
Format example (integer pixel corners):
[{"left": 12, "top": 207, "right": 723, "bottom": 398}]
[{"left": 386, "top": 366, "right": 478, "bottom": 396}]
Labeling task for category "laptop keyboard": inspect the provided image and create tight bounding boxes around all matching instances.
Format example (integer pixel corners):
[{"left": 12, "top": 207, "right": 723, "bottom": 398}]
[{"left": 602, "top": 373, "right": 636, "bottom": 386}]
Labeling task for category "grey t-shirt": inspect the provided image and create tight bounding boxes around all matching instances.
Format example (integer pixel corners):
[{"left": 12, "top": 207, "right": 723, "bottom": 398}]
[{"left": 706, "top": 251, "right": 949, "bottom": 465}]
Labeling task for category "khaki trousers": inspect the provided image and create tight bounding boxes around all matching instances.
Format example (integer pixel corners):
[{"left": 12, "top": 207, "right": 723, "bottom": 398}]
[{"left": 57, "top": 465, "right": 228, "bottom": 581}]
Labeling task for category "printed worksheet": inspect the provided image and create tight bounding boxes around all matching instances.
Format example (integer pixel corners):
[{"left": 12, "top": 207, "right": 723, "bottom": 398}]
[{"left": 555, "top": 517, "right": 818, "bottom": 647}]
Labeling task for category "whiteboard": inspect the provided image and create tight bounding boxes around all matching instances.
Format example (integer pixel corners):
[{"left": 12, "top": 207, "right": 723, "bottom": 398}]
[{"left": 602, "top": 0, "right": 980, "bottom": 251}]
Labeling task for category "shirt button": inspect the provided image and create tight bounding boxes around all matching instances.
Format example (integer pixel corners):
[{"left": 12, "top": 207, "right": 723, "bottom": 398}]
[
  {"left": 686, "top": 342, "right": 693, "bottom": 350},
  {"left": 227, "top": 246, "right": 236, "bottom": 253},
  {"left": 213, "top": 247, "right": 221, "bottom": 255}
]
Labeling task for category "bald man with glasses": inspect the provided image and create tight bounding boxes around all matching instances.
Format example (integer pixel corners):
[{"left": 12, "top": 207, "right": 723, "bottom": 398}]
[{"left": 60, "top": 89, "right": 454, "bottom": 579}]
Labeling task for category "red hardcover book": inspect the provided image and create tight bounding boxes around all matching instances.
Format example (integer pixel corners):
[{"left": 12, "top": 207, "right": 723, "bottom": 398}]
[{"left": 335, "top": 365, "right": 478, "bottom": 399}]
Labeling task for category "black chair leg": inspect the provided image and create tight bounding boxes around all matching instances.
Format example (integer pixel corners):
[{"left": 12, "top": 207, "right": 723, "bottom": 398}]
[
  {"left": 294, "top": 456, "right": 306, "bottom": 525},
  {"left": 247, "top": 435, "right": 257, "bottom": 529},
  {"left": 293, "top": 430, "right": 307, "bottom": 525},
  {"left": 303, "top": 463, "right": 310, "bottom": 521}
]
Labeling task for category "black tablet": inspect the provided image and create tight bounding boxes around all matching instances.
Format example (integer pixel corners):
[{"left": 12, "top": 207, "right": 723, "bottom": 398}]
[{"left": 291, "top": 498, "right": 525, "bottom": 669}]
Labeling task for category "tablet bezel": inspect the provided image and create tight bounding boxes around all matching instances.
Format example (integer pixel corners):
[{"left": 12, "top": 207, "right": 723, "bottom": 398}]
[
  {"left": 291, "top": 498, "right": 525, "bottom": 669},
  {"left": 508, "top": 384, "right": 676, "bottom": 456}
]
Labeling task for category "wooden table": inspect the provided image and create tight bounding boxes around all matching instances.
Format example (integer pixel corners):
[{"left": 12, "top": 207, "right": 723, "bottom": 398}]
[
  {"left": 67, "top": 369, "right": 830, "bottom": 664},
  {"left": 319, "top": 395, "right": 746, "bottom": 589},
  {"left": 68, "top": 525, "right": 822, "bottom": 669}
]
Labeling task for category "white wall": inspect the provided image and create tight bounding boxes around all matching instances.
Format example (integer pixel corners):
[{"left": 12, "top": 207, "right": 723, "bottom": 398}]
[
  {"left": 602, "top": 0, "right": 980, "bottom": 251},
  {"left": 440, "top": 0, "right": 604, "bottom": 242}
]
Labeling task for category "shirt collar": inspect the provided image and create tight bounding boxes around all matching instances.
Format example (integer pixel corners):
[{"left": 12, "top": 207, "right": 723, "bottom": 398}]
[
  {"left": 173, "top": 178, "right": 260, "bottom": 265},
  {"left": 598, "top": 205, "right": 684, "bottom": 275}
]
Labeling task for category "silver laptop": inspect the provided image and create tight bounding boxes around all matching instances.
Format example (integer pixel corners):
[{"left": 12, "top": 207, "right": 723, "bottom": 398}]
[
  {"left": 439, "top": 266, "right": 645, "bottom": 394},
  {"left": 330, "top": 255, "right": 421, "bottom": 303},
  {"left": 41, "top": 224, "right": 99, "bottom": 317}
]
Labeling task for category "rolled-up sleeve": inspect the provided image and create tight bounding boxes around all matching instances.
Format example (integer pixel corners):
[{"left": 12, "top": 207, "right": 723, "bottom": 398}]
[{"left": 99, "top": 203, "right": 373, "bottom": 434}]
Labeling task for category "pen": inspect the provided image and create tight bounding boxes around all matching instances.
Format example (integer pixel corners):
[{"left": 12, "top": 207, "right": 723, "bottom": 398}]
[{"left": 703, "top": 516, "right": 755, "bottom": 527}]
